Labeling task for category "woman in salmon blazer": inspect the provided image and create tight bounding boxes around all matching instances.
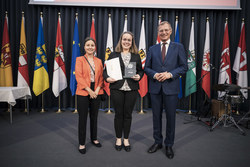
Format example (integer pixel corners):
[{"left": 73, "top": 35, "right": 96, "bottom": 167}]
[{"left": 75, "top": 37, "right": 104, "bottom": 154}]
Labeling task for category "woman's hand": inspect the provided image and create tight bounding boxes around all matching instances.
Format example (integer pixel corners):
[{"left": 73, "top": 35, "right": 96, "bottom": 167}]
[
  {"left": 85, "top": 87, "right": 97, "bottom": 99},
  {"left": 131, "top": 74, "right": 140, "bottom": 81},
  {"left": 107, "top": 77, "right": 117, "bottom": 83},
  {"left": 89, "top": 90, "right": 97, "bottom": 99},
  {"left": 94, "top": 87, "right": 101, "bottom": 96}
]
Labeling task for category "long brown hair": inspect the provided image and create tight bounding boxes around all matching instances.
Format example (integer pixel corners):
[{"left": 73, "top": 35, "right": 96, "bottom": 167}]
[{"left": 115, "top": 31, "right": 138, "bottom": 54}]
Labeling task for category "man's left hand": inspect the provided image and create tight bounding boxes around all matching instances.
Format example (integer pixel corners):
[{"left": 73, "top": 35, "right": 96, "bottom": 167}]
[{"left": 157, "top": 72, "right": 172, "bottom": 82}]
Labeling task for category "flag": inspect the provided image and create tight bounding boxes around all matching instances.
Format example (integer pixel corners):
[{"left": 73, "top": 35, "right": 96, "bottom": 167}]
[
  {"left": 104, "top": 14, "right": 113, "bottom": 96},
  {"left": 90, "top": 15, "right": 97, "bottom": 56},
  {"left": 175, "top": 16, "right": 183, "bottom": 99},
  {"left": 138, "top": 16, "right": 148, "bottom": 97},
  {"left": 32, "top": 16, "right": 49, "bottom": 96},
  {"left": 70, "top": 16, "right": 80, "bottom": 96},
  {"left": 218, "top": 19, "right": 232, "bottom": 98},
  {"left": 233, "top": 20, "right": 248, "bottom": 99},
  {"left": 123, "top": 15, "right": 127, "bottom": 32},
  {"left": 18, "top": 13, "right": 29, "bottom": 87},
  {"left": 156, "top": 16, "right": 161, "bottom": 44},
  {"left": 201, "top": 18, "right": 211, "bottom": 98},
  {"left": 0, "top": 13, "right": 13, "bottom": 87},
  {"left": 185, "top": 18, "right": 197, "bottom": 97},
  {"left": 90, "top": 16, "right": 96, "bottom": 40},
  {"left": 174, "top": 18, "right": 180, "bottom": 43},
  {"left": 52, "top": 14, "right": 67, "bottom": 97}
]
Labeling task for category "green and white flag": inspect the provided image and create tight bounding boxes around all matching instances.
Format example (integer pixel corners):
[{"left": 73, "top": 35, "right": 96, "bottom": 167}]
[{"left": 185, "top": 18, "right": 197, "bottom": 97}]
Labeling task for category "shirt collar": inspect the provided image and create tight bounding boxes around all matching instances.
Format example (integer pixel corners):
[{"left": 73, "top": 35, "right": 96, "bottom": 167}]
[{"left": 160, "top": 39, "right": 171, "bottom": 45}]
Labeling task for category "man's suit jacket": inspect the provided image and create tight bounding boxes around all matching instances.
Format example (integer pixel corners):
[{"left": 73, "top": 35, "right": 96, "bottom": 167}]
[
  {"left": 145, "top": 42, "right": 188, "bottom": 95},
  {"left": 75, "top": 55, "right": 104, "bottom": 96},
  {"left": 103, "top": 52, "right": 144, "bottom": 90}
]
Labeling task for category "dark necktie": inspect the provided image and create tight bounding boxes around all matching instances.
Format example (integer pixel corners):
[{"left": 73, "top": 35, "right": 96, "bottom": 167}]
[{"left": 162, "top": 42, "right": 166, "bottom": 62}]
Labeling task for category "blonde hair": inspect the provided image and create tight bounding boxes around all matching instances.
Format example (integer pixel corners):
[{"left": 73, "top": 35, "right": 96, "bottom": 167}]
[{"left": 115, "top": 31, "right": 138, "bottom": 54}]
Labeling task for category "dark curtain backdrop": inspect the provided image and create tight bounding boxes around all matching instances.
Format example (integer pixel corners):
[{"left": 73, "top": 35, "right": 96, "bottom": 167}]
[{"left": 0, "top": 0, "right": 249, "bottom": 111}]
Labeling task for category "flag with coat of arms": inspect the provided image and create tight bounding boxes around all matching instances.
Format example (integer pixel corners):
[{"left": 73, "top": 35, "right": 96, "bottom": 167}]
[{"left": 32, "top": 15, "right": 49, "bottom": 96}]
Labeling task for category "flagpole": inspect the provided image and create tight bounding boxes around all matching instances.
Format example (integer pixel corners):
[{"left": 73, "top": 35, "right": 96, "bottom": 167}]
[
  {"left": 24, "top": 100, "right": 28, "bottom": 113},
  {"left": 104, "top": 13, "right": 113, "bottom": 114},
  {"left": 187, "top": 95, "right": 192, "bottom": 114},
  {"left": 56, "top": 94, "right": 62, "bottom": 113},
  {"left": 40, "top": 92, "right": 45, "bottom": 113},
  {"left": 23, "top": 8, "right": 28, "bottom": 115},
  {"left": 7, "top": 104, "right": 10, "bottom": 113},
  {"left": 138, "top": 97, "right": 146, "bottom": 114},
  {"left": 39, "top": 12, "right": 45, "bottom": 113},
  {"left": 105, "top": 95, "right": 113, "bottom": 114},
  {"left": 20, "top": 11, "right": 28, "bottom": 114},
  {"left": 73, "top": 95, "right": 78, "bottom": 113},
  {"left": 55, "top": 12, "right": 63, "bottom": 114},
  {"left": 137, "top": 14, "right": 146, "bottom": 114},
  {"left": 26, "top": 96, "right": 29, "bottom": 116}
]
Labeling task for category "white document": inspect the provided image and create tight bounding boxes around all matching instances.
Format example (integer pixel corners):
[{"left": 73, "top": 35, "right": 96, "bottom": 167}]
[{"left": 105, "top": 57, "right": 123, "bottom": 80}]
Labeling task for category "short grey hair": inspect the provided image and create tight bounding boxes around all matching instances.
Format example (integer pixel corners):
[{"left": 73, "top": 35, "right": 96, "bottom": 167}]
[{"left": 158, "top": 21, "right": 172, "bottom": 31}]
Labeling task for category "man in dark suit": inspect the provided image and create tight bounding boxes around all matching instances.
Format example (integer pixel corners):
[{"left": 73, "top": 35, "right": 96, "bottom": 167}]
[{"left": 144, "top": 21, "right": 188, "bottom": 159}]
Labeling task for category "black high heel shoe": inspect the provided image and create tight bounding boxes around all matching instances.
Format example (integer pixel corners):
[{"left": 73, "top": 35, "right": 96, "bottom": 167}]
[
  {"left": 123, "top": 139, "right": 131, "bottom": 152},
  {"left": 91, "top": 141, "right": 102, "bottom": 147},
  {"left": 78, "top": 148, "right": 86, "bottom": 154},
  {"left": 124, "top": 145, "right": 131, "bottom": 152},
  {"left": 115, "top": 144, "right": 122, "bottom": 151}
]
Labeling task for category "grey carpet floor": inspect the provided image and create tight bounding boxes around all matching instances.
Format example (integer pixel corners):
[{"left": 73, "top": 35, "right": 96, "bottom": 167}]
[{"left": 0, "top": 109, "right": 249, "bottom": 167}]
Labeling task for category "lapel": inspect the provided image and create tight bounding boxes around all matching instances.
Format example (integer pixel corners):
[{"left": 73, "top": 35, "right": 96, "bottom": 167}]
[
  {"left": 117, "top": 53, "right": 125, "bottom": 70},
  {"left": 163, "top": 42, "right": 173, "bottom": 65},
  {"left": 155, "top": 44, "right": 162, "bottom": 63},
  {"left": 130, "top": 53, "right": 135, "bottom": 62},
  {"left": 82, "top": 56, "right": 91, "bottom": 74}
]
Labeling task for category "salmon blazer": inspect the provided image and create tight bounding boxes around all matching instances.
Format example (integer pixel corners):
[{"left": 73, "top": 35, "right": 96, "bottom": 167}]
[{"left": 75, "top": 55, "right": 104, "bottom": 96}]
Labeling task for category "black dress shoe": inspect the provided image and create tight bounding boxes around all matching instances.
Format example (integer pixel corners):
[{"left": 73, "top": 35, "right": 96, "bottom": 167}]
[
  {"left": 124, "top": 145, "right": 131, "bottom": 152},
  {"left": 115, "top": 144, "right": 122, "bottom": 151},
  {"left": 147, "top": 144, "right": 162, "bottom": 153},
  {"left": 91, "top": 141, "right": 102, "bottom": 147},
  {"left": 79, "top": 148, "right": 86, "bottom": 154},
  {"left": 165, "top": 146, "right": 174, "bottom": 159}
]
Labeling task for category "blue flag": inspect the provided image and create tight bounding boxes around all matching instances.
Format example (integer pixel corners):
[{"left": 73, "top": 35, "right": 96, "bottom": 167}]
[
  {"left": 70, "top": 18, "right": 80, "bottom": 96},
  {"left": 174, "top": 21, "right": 183, "bottom": 99},
  {"left": 32, "top": 17, "right": 49, "bottom": 96}
]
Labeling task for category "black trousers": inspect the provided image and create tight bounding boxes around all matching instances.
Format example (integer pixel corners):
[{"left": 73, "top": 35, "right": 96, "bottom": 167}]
[
  {"left": 111, "top": 89, "right": 138, "bottom": 139},
  {"left": 77, "top": 88, "right": 101, "bottom": 145}
]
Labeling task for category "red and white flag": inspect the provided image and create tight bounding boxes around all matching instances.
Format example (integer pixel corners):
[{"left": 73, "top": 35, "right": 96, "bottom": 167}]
[
  {"left": 233, "top": 21, "right": 248, "bottom": 99},
  {"left": 218, "top": 19, "right": 232, "bottom": 98},
  {"left": 156, "top": 16, "right": 161, "bottom": 44},
  {"left": 18, "top": 13, "right": 29, "bottom": 87},
  {"left": 52, "top": 14, "right": 67, "bottom": 97},
  {"left": 90, "top": 15, "right": 97, "bottom": 56},
  {"left": 104, "top": 14, "right": 113, "bottom": 96},
  {"left": 138, "top": 16, "right": 148, "bottom": 97},
  {"left": 201, "top": 18, "right": 210, "bottom": 98}
]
